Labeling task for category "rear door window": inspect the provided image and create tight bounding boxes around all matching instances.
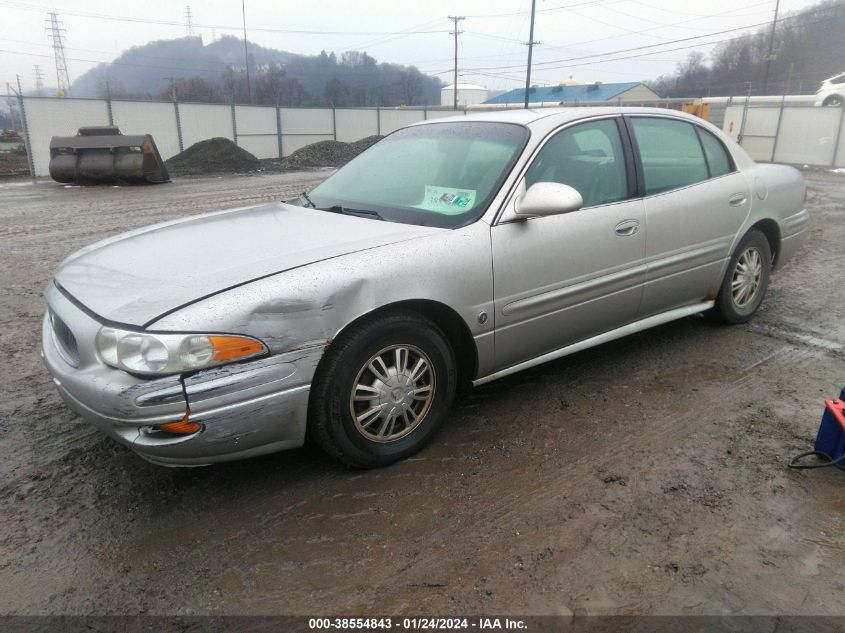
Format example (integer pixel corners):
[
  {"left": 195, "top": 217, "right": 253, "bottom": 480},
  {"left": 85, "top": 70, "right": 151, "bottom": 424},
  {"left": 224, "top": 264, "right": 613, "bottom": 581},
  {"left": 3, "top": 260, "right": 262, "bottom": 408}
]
[{"left": 629, "top": 117, "right": 709, "bottom": 196}]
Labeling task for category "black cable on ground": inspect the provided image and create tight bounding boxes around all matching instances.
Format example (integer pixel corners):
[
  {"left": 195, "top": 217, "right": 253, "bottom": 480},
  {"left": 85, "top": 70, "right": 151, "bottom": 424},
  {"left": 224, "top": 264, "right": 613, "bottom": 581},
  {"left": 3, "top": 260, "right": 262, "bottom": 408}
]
[{"left": 788, "top": 450, "right": 845, "bottom": 470}]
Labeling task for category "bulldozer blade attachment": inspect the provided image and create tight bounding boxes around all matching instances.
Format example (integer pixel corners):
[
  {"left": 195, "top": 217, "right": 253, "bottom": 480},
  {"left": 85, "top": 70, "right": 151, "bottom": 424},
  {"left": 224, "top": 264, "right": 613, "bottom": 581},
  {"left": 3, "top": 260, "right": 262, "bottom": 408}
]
[{"left": 49, "top": 126, "right": 170, "bottom": 185}]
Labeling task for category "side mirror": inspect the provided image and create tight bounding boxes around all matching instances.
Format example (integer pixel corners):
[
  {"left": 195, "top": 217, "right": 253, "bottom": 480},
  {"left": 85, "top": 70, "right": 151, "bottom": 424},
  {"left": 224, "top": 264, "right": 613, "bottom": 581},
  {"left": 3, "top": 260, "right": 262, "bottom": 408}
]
[{"left": 513, "top": 182, "right": 583, "bottom": 219}]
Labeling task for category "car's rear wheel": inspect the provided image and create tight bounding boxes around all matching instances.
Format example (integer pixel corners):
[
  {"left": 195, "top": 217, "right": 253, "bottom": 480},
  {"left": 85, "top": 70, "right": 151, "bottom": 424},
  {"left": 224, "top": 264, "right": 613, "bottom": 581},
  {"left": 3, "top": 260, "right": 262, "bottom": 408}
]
[
  {"left": 712, "top": 229, "right": 772, "bottom": 323},
  {"left": 823, "top": 94, "right": 844, "bottom": 107},
  {"left": 308, "top": 310, "right": 456, "bottom": 468}
]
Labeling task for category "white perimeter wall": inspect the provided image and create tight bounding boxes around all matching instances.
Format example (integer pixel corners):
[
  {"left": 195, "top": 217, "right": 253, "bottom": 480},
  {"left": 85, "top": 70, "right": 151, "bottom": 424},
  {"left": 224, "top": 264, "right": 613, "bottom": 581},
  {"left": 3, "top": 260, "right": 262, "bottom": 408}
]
[
  {"left": 19, "top": 97, "right": 465, "bottom": 176},
  {"left": 234, "top": 105, "right": 277, "bottom": 159},
  {"left": 23, "top": 98, "right": 110, "bottom": 177},
  {"left": 112, "top": 101, "right": 180, "bottom": 160},
  {"left": 35, "top": 97, "right": 845, "bottom": 175},
  {"left": 723, "top": 104, "right": 845, "bottom": 167}
]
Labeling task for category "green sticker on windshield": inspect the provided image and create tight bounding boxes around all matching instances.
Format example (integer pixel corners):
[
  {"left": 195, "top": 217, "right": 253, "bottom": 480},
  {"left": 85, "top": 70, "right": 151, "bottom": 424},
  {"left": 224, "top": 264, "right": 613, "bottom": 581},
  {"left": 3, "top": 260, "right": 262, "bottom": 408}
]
[{"left": 415, "top": 185, "right": 477, "bottom": 215}]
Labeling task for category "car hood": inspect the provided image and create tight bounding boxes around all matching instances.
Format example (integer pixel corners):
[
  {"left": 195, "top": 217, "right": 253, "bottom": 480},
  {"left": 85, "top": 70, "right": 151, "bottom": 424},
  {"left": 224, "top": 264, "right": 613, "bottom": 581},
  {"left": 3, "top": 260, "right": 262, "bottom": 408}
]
[{"left": 54, "top": 201, "right": 440, "bottom": 327}]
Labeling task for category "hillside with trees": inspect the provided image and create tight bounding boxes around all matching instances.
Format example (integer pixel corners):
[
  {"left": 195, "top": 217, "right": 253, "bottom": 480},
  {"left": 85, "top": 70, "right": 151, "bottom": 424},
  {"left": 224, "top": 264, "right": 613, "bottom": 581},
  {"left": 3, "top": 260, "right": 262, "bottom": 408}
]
[
  {"left": 649, "top": 0, "right": 845, "bottom": 97},
  {"left": 71, "top": 35, "right": 442, "bottom": 106}
]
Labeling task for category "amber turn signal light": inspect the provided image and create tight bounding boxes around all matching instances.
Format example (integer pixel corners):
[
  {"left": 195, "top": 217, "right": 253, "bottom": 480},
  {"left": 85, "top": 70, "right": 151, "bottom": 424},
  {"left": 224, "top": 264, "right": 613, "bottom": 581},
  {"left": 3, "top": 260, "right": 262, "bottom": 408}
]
[
  {"left": 157, "top": 410, "right": 201, "bottom": 435},
  {"left": 209, "top": 336, "right": 266, "bottom": 363}
]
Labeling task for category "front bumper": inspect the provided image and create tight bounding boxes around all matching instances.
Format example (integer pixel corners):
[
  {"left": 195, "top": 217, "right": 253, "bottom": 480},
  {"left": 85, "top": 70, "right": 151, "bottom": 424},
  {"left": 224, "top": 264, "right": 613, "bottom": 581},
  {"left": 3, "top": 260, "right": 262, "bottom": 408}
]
[{"left": 41, "top": 283, "right": 324, "bottom": 466}]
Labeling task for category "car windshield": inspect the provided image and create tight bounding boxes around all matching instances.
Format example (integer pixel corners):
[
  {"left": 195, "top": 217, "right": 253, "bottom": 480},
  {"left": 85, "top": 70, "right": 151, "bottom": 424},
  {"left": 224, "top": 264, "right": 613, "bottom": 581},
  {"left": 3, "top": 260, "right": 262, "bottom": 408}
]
[{"left": 304, "top": 121, "right": 529, "bottom": 228}]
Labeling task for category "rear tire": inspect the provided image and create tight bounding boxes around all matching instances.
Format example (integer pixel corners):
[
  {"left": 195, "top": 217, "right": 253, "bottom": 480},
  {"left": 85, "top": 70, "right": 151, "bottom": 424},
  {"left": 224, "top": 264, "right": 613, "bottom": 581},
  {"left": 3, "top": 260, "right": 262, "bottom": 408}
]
[
  {"left": 712, "top": 229, "right": 772, "bottom": 324},
  {"left": 823, "top": 95, "right": 844, "bottom": 107},
  {"left": 308, "top": 310, "right": 457, "bottom": 468}
]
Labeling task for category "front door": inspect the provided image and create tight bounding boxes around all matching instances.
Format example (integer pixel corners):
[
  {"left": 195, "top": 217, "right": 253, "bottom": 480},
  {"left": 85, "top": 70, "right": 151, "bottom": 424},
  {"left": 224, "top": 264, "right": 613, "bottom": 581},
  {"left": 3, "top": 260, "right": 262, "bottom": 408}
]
[{"left": 491, "top": 117, "right": 647, "bottom": 370}]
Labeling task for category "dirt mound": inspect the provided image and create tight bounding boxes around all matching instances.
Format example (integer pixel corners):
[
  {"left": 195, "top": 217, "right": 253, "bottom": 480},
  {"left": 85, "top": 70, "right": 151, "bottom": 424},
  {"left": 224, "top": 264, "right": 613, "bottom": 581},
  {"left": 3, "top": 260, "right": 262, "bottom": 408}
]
[
  {"left": 281, "top": 135, "right": 382, "bottom": 169},
  {"left": 165, "top": 137, "right": 261, "bottom": 176},
  {"left": 0, "top": 151, "right": 29, "bottom": 178}
]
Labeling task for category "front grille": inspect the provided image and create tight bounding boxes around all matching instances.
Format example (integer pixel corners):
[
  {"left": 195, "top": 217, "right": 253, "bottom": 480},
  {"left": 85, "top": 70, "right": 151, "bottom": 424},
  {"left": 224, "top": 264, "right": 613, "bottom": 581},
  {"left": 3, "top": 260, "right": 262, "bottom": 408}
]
[{"left": 50, "top": 311, "right": 80, "bottom": 366}]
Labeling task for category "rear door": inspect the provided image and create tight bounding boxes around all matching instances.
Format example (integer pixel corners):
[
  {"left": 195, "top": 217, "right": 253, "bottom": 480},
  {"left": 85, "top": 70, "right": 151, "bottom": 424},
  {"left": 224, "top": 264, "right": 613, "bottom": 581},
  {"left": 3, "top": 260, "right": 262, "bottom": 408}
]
[
  {"left": 625, "top": 115, "right": 751, "bottom": 318},
  {"left": 491, "top": 117, "right": 646, "bottom": 370}
]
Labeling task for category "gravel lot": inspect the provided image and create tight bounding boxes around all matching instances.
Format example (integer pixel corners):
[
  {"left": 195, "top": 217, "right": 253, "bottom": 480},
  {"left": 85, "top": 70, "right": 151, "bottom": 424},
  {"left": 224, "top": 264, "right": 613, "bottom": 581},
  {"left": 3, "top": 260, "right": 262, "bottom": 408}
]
[{"left": 0, "top": 169, "right": 843, "bottom": 616}]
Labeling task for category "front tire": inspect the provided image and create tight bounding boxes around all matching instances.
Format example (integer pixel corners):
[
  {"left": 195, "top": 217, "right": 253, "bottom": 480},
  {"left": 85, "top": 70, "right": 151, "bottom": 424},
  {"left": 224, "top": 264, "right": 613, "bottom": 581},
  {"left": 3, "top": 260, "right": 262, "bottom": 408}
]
[
  {"left": 712, "top": 229, "right": 772, "bottom": 324},
  {"left": 308, "top": 310, "right": 457, "bottom": 468}
]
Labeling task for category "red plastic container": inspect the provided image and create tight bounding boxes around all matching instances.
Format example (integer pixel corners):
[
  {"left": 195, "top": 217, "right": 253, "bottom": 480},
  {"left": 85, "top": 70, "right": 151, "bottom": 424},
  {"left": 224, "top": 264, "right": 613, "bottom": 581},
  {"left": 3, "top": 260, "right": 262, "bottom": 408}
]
[{"left": 814, "top": 389, "right": 845, "bottom": 469}]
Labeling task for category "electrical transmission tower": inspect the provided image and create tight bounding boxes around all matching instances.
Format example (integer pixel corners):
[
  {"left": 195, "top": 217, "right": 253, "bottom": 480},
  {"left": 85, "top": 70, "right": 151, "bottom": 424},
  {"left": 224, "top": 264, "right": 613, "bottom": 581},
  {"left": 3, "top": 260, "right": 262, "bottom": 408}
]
[
  {"left": 33, "top": 65, "right": 45, "bottom": 96},
  {"left": 46, "top": 12, "right": 71, "bottom": 96},
  {"left": 184, "top": 5, "right": 195, "bottom": 37}
]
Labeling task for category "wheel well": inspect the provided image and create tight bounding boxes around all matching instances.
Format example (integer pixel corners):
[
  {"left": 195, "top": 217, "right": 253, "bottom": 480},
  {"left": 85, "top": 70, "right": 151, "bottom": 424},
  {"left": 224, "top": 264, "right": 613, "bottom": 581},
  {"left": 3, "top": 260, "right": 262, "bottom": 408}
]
[
  {"left": 751, "top": 219, "right": 781, "bottom": 266},
  {"left": 334, "top": 300, "right": 479, "bottom": 381},
  {"left": 823, "top": 94, "right": 843, "bottom": 105}
]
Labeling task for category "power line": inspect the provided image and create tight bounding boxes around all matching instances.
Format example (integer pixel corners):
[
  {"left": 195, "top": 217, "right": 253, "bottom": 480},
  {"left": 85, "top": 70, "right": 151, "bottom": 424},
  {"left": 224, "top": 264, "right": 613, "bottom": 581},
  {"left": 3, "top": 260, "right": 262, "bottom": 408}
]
[
  {"left": 454, "top": 10, "right": 820, "bottom": 75},
  {"left": 465, "top": 0, "right": 624, "bottom": 19},
  {"left": 526, "top": 12, "right": 841, "bottom": 73},
  {"left": 542, "top": 0, "right": 773, "bottom": 52},
  {"left": 0, "top": 1, "right": 451, "bottom": 36},
  {"left": 333, "top": 18, "right": 445, "bottom": 54}
]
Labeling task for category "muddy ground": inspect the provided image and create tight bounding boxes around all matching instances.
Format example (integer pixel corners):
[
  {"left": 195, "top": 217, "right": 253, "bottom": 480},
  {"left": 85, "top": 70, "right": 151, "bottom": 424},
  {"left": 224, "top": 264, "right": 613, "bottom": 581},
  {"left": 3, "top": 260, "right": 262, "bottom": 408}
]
[{"left": 0, "top": 170, "right": 843, "bottom": 616}]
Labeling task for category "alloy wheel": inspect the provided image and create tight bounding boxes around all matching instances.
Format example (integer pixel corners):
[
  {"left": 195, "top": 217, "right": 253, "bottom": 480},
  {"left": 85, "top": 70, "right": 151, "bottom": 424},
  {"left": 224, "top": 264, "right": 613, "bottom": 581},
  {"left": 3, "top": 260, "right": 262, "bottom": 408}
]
[
  {"left": 731, "top": 246, "right": 764, "bottom": 308},
  {"left": 349, "top": 344, "right": 436, "bottom": 442}
]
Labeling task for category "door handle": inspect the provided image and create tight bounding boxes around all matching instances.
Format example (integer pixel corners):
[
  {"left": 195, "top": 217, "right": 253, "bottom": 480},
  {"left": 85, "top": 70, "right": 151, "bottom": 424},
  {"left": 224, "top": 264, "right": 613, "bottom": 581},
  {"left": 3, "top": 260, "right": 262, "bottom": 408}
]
[
  {"left": 729, "top": 194, "right": 747, "bottom": 207},
  {"left": 614, "top": 219, "right": 640, "bottom": 236}
]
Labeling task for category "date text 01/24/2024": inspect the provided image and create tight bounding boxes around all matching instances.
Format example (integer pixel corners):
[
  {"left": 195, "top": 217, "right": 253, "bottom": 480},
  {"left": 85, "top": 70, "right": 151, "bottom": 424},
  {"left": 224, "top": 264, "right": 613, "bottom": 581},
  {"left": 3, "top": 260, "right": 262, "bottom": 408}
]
[{"left": 308, "top": 618, "right": 527, "bottom": 630}]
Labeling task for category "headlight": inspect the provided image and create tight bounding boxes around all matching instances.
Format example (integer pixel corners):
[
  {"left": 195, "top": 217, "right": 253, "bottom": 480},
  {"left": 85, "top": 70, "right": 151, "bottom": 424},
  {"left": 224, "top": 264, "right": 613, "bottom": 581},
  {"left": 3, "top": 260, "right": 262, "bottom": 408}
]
[{"left": 95, "top": 327, "right": 266, "bottom": 375}]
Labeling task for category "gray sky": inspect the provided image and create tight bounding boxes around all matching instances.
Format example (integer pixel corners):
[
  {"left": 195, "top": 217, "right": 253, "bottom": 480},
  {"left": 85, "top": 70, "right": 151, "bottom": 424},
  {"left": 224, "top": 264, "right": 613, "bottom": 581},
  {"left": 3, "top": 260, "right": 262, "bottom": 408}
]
[{"left": 0, "top": 0, "right": 817, "bottom": 94}]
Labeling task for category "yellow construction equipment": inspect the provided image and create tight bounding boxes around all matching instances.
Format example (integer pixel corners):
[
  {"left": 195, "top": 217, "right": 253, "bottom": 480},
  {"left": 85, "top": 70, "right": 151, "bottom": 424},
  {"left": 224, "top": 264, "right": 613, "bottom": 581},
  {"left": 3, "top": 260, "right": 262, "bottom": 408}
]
[{"left": 681, "top": 101, "right": 711, "bottom": 121}]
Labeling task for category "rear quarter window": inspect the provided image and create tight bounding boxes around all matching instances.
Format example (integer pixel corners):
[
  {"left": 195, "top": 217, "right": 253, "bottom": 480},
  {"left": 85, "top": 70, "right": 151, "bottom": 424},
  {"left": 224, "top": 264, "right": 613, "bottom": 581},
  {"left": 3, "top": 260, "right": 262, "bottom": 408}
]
[{"left": 696, "top": 128, "right": 733, "bottom": 178}]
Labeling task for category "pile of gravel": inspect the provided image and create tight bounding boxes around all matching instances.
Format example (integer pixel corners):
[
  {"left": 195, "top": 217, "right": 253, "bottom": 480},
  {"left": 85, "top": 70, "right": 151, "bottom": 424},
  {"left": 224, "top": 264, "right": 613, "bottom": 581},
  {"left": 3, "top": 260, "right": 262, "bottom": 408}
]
[
  {"left": 280, "top": 135, "right": 383, "bottom": 169},
  {"left": 165, "top": 137, "right": 261, "bottom": 176},
  {"left": 0, "top": 152, "right": 29, "bottom": 178}
]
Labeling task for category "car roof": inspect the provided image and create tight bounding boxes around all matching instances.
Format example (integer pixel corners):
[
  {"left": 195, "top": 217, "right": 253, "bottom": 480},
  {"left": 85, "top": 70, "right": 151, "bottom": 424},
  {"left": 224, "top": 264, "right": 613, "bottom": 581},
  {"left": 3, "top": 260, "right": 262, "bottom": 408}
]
[
  {"left": 409, "top": 105, "right": 754, "bottom": 168},
  {"left": 414, "top": 106, "right": 706, "bottom": 128}
]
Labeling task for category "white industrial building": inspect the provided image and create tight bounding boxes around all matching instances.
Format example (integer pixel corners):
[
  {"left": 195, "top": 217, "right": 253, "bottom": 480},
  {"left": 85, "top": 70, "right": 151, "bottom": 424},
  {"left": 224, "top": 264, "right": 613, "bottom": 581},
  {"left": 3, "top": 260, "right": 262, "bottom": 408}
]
[{"left": 441, "top": 84, "right": 489, "bottom": 107}]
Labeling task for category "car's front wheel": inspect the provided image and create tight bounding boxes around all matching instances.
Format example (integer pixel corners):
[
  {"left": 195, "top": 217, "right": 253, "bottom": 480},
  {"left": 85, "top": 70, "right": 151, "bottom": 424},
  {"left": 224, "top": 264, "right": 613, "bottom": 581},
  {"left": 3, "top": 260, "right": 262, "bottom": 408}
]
[
  {"left": 712, "top": 229, "right": 772, "bottom": 323},
  {"left": 309, "top": 310, "right": 457, "bottom": 468}
]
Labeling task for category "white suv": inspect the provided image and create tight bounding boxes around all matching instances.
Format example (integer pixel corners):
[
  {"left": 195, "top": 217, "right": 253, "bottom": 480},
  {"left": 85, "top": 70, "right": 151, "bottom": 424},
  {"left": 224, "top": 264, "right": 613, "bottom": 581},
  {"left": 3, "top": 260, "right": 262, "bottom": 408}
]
[{"left": 815, "top": 72, "right": 845, "bottom": 106}]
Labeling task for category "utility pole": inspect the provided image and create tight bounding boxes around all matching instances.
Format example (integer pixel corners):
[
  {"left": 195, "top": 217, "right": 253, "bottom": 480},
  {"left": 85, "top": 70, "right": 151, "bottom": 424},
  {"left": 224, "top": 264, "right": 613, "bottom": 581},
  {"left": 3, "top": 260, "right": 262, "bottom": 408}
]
[
  {"left": 33, "top": 65, "right": 44, "bottom": 96},
  {"left": 46, "top": 11, "right": 71, "bottom": 96},
  {"left": 242, "top": 0, "right": 251, "bottom": 103},
  {"left": 524, "top": 0, "right": 538, "bottom": 109},
  {"left": 448, "top": 16, "right": 465, "bottom": 110},
  {"left": 762, "top": 0, "right": 780, "bottom": 95}
]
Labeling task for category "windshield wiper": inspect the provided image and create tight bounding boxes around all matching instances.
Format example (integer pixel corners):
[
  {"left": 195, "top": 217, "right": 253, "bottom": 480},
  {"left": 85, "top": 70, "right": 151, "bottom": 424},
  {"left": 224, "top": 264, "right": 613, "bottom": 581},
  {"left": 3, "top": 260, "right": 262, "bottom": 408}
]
[
  {"left": 300, "top": 191, "right": 316, "bottom": 208},
  {"left": 320, "top": 205, "right": 385, "bottom": 221}
]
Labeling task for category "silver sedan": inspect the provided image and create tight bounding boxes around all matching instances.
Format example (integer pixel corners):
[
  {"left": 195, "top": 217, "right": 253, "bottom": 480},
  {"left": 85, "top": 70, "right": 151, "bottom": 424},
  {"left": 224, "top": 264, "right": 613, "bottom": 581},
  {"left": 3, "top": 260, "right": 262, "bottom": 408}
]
[{"left": 41, "top": 107, "right": 808, "bottom": 467}]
